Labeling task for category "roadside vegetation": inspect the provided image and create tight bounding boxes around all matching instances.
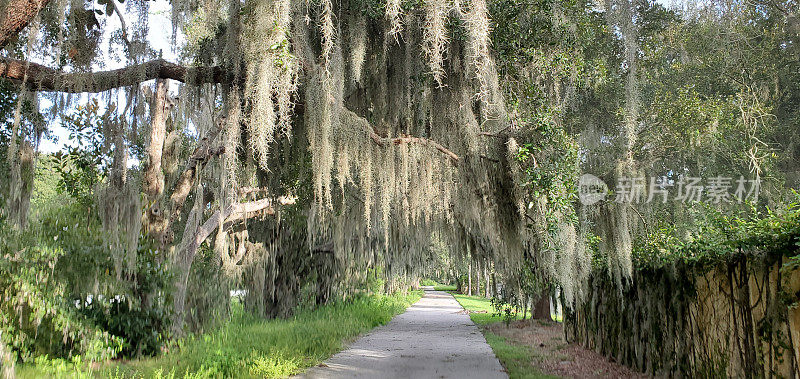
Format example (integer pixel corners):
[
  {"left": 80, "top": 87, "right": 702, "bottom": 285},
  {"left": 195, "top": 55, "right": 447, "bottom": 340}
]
[
  {"left": 455, "top": 294, "right": 647, "bottom": 378},
  {"left": 17, "top": 292, "right": 422, "bottom": 378}
]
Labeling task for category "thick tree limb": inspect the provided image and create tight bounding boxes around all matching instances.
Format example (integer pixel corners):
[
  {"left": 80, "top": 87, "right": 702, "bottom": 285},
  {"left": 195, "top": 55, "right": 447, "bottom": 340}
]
[
  {"left": 479, "top": 154, "right": 500, "bottom": 163},
  {"left": 340, "top": 107, "right": 460, "bottom": 165},
  {"left": 147, "top": 127, "right": 225, "bottom": 248},
  {"left": 168, "top": 145, "right": 225, "bottom": 217},
  {"left": 477, "top": 131, "right": 506, "bottom": 138},
  {"left": 186, "top": 199, "right": 273, "bottom": 258},
  {"left": 238, "top": 187, "right": 269, "bottom": 196},
  {"left": 477, "top": 119, "right": 523, "bottom": 138},
  {"left": 186, "top": 196, "right": 296, "bottom": 261},
  {"left": 313, "top": 241, "right": 334, "bottom": 252},
  {"left": 0, "top": 58, "right": 228, "bottom": 92},
  {"left": 0, "top": 0, "right": 51, "bottom": 49},
  {"left": 168, "top": 127, "right": 224, "bottom": 217},
  {"left": 370, "top": 132, "right": 460, "bottom": 164}
]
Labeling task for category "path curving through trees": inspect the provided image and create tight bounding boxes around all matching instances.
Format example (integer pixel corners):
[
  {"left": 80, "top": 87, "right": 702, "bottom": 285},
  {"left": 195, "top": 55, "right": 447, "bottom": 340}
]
[{"left": 301, "top": 289, "right": 507, "bottom": 379}]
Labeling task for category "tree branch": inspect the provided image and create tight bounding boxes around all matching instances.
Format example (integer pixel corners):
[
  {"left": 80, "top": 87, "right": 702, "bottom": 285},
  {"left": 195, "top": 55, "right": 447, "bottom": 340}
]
[
  {"left": 186, "top": 196, "right": 296, "bottom": 259},
  {"left": 144, "top": 125, "right": 224, "bottom": 249},
  {"left": 0, "top": 0, "right": 51, "bottom": 49},
  {"left": 477, "top": 131, "right": 507, "bottom": 138},
  {"left": 109, "top": 0, "right": 131, "bottom": 49},
  {"left": 168, "top": 130, "right": 225, "bottom": 220},
  {"left": 479, "top": 154, "right": 500, "bottom": 163},
  {"left": 372, "top": 132, "right": 461, "bottom": 164},
  {"left": 339, "top": 107, "right": 460, "bottom": 165},
  {"left": 477, "top": 119, "right": 524, "bottom": 138},
  {"left": 0, "top": 58, "right": 229, "bottom": 92}
]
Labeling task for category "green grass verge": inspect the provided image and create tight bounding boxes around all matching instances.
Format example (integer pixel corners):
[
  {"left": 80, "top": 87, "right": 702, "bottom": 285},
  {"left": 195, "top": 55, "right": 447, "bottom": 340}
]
[
  {"left": 452, "top": 295, "right": 557, "bottom": 379},
  {"left": 18, "top": 291, "right": 422, "bottom": 379},
  {"left": 451, "top": 294, "right": 525, "bottom": 325}
]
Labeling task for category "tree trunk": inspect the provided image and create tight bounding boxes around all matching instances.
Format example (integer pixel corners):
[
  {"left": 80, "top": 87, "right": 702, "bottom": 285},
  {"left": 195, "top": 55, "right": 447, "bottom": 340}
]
[
  {"left": 531, "top": 290, "right": 551, "bottom": 320},
  {"left": 171, "top": 184, "right": 204, "bottom": 335},
  {"left": 142, "top": 79, "right": 170, "bottom": 248},
  {"left": 491, "top": 271, "right": 497, "bottom": 298},
  {"left": 484, "top": 264, "right": 489, "bottom": 298},
  {"left": 476, "top": 261, "right": 481, "bottom": 297},
  {"left": 522, "top": 293, "right": 529, "bottom": 320},
  {"left": 0, "top": 0, "right": 52, "bottom": 49},
  {"left": 468, "top": 261, "right": 472, "bottom": 296}
]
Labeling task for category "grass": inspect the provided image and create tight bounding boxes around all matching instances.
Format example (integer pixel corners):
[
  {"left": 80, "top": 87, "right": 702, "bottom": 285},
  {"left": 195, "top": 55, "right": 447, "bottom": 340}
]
[
  {"left": 482, "top": 333, "right": 559, "bottom": 379},
  {"left": 451, "top": 294, "right": 525, "bottom": 325},
  {"left": 452, "top": 294, "right": 557, "bottom": 379},
  {"left": 117, "top": 291, "right": 422, "bottom": 378},
  {"left": 18, "top": 291, "right": 422, "bottom": 378}
]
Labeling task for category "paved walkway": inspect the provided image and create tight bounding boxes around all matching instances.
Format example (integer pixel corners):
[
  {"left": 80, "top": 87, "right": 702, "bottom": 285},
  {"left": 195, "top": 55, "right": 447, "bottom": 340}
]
[{"left": 301, "top": 289, "right": 507, "bottom": 379}]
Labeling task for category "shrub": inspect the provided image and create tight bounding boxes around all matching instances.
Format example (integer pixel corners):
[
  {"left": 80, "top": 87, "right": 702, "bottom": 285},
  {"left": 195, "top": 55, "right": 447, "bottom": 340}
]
[{"left": 0, "top": 202, "right": 172, "bottom": 365}]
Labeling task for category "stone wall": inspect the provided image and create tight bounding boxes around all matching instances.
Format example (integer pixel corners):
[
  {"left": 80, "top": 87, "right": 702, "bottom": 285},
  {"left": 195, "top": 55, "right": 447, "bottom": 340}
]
[{"left": 565, "top": 254, "right": 800, "bottom": 377}]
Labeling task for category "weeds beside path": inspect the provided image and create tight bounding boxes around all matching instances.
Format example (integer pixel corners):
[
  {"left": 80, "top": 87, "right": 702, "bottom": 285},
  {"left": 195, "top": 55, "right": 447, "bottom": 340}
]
[
  {"left": 116, "top": 292, "right": 422, "bottom": 378},
  {"left": 19, "top": 292, "right": 422, "bottom": 378}
]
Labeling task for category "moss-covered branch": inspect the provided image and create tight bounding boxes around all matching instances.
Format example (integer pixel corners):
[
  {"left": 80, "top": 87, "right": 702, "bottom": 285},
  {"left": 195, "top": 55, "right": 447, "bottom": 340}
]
[
  {"left": 340, "top": 107, "right": 461, "bottom": 165},
  {"left": 0, "top": 58, "right": 229, "bottom": 92}
]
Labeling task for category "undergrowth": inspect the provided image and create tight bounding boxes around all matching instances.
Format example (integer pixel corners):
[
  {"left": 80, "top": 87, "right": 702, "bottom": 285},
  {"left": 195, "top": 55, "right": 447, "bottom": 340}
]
[{"left": 99, "top": 291, "right": 422, "bottom": 378}]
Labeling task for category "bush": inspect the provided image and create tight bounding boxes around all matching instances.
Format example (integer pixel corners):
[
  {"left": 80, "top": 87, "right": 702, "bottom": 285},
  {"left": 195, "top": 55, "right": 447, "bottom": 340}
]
[
  {"left": 630, "top": 193, "right": 800, "bottom": 269},
  {"left": 79, "top": 242, "right": 172, "bottom": 358},
  {"left": 0, "top": 200, "right": 172, "bottom": 365},
  {"left": 364, "top": 267, "right": 386, "bottom": 293},
  {"left": 0, "top": 205, "right": 124, "bottom": 364},
  {"left": 420, "top": 279, "right": 437, "bottom": 286},
  {"left": 490, "top": 297, "right": 518, "bottom": 327}
]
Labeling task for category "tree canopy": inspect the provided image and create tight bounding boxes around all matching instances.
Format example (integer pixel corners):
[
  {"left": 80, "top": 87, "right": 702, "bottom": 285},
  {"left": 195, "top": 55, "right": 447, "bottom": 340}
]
[{"left": 1, "top": 0, "right": 799, "bottom": 372}]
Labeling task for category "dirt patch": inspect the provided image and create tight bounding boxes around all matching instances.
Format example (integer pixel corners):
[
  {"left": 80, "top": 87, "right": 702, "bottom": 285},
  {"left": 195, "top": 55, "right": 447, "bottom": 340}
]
[{"left": 485, "top": 320, "right": 646, "bottom": 378}]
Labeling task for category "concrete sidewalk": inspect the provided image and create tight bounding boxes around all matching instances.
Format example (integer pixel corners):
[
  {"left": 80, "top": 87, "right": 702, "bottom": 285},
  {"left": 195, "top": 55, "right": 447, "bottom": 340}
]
[{"left": 301, "top": 290, "right": 507, "bottom": 379}]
